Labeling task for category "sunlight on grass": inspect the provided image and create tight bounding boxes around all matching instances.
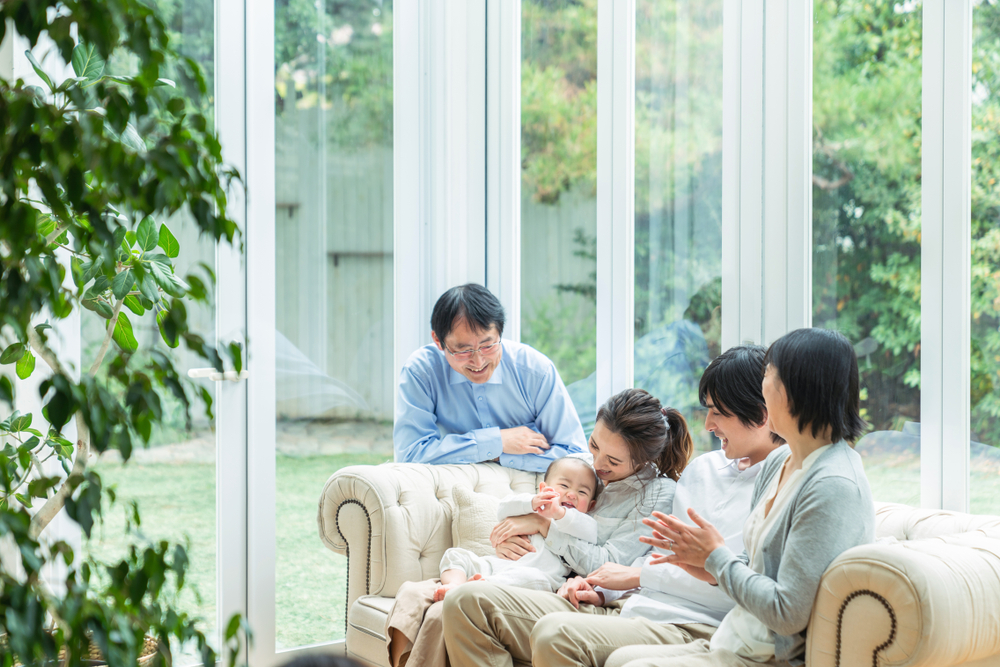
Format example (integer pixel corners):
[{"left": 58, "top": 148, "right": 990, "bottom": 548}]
[{"left": 86, "top": 450, "right": 391, "bottom": 656}]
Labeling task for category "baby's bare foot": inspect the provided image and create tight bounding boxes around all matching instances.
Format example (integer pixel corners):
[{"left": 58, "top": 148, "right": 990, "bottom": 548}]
[
  {"left": 471, "top": 573, "right": 484, "bottom": 581},
  {"left": 433, "top": 583, "right": 460, "bottom": 602}
]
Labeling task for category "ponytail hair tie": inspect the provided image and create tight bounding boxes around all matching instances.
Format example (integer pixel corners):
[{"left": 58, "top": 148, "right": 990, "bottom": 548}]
[{"left": 660, "top": 406, "right": 672, "bottom": 432}]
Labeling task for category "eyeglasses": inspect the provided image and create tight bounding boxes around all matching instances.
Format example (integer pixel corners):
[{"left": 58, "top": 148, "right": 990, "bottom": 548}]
[{"left": 444, "top": 338, "right": 502, "bottom": 360}]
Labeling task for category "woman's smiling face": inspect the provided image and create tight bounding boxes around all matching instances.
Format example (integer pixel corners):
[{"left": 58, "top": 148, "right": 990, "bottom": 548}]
[{"left": 589, "top": 421, "right": 636, "bottom": 482}]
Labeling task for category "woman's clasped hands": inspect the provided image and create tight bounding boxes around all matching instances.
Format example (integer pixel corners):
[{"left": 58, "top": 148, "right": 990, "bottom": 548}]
[{"left": 639, "top": 508, "right": 726, "bottom": 586}]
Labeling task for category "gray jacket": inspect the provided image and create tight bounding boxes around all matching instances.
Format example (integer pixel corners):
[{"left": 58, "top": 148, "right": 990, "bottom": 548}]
[{"left": 704, "top": 442, "right": 875, "bottom": 665}]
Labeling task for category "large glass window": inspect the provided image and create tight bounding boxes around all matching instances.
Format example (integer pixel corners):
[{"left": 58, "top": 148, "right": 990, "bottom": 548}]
[
  {"left": 634, "top": 0, "right": 724, "bottom": 453},
  {"left": 971, "top": 0, "right": 1000, "bottom": 516},
  {"left": 273, "top": 0, "right": 393, "bottom": 649},
  {"left": 813, "top": 0, "right": 922, "bottom": 504},
  {"left": 520, "top": 0, "right": 599, "bottom": 435}
]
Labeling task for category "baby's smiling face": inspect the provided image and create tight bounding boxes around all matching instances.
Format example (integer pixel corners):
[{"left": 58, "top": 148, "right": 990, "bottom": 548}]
[{"left": 540, "top": 461, "right": 598, "bottom": 513}]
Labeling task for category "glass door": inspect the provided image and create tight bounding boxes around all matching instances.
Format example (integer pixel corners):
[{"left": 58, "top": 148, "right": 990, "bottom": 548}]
[
  {"left": 83, "top": 0, "right": 249, "bottom": 663},
  {"left": 246, "top": 0, "right": 395, "bottom": 662}
]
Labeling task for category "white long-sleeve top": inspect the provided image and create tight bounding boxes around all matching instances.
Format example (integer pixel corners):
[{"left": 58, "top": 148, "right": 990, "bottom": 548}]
[
  {"left": 543, "top": 462, "right": 677, "bottom": 574},
  {"left": 599, "top": 450, "right": 762, "bottom": 626},
  {"left": 495, "top": 493, "right": 597, "bottom": 580}
]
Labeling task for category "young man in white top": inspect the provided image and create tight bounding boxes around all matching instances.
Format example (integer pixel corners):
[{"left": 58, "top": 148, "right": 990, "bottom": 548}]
[{"left": 442, "top": 345, "right": 785, "bottom": 667}]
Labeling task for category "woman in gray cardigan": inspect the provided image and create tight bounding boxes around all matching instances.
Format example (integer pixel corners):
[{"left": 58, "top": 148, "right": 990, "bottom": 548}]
[{"left": 624, "top": 328, "right": 876, "bottom": 667}]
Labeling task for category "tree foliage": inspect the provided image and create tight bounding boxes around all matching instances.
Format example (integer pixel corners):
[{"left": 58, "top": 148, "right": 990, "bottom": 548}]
[{"left": 0, "top": 0, "right": 246, "bottom": 663}]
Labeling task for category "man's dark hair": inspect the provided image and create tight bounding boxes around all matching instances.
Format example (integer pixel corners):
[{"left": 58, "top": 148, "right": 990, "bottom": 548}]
[
  {"left": 699, "top": 344, "right": 783, "bottom": 444},
  {"left": 431, "top": 284, "right": 506, "bottom": 343},
  {"left": 544, "top": 456, "right": 603, "bottom": 504},
  {"left": 764, "top": 328, "right": 867, "bottom": 444}
]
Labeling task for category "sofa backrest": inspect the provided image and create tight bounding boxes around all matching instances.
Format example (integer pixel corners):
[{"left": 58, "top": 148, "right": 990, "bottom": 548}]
[
  {"left": 875, "top": 501, "right": 1000, "bottom": 541},
  {"left": 319, "top": 462, "right": 543, "bottom": 598}
]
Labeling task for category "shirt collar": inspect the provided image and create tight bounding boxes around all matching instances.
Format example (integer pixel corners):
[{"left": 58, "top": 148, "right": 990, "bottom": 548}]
[
  {"left": 447, "top": 359, "right": 505, "bottom": 385},
  {"left": 716, "top": 452, "right": 764, "bottom": 479},
  {"left": 615, "top": 462, "right": 659, "bottom": 490}
]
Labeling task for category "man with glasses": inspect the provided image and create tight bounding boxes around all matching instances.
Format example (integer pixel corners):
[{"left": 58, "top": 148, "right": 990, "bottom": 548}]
[{"left": 394, "top": 283, "right": 586, "bottom": 472}]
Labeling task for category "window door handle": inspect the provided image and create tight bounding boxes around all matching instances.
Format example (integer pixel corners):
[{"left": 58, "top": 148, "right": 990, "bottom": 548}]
[{"left": 188, "top": 368, "right": 249, "bottom": 382}]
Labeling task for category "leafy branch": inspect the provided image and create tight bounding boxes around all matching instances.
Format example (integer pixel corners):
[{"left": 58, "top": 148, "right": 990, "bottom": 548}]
[{"left": 0, "top": 0, "right": 248, "bottom": 664}]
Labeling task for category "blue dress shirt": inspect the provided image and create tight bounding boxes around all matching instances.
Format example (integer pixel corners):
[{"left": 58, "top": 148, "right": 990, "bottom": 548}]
[{"left": 393, "top": 339, "right": 587, "bottom": 472}]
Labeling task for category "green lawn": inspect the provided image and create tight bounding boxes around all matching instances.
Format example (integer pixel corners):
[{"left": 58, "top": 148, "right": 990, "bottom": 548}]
[
  {"left": 862, "top": 452, "right": 1000, "bottom": 515},
  {"left": 87, "top": 451, "right": 391, "bottom": 654}
]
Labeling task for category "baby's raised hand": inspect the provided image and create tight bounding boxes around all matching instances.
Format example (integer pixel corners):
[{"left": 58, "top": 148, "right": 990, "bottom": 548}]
[{"left": 533, "top": 489, "right": 565, "bottom": 519}]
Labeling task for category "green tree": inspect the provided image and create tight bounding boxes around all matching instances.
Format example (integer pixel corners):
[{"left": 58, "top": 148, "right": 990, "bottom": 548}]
[{"left": 812, "top": 0, "right": 924, "bottom": 431}]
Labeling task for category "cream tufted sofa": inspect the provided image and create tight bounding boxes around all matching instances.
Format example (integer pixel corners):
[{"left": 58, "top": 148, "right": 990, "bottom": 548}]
[{"left": 318, "top": 462, "right": 1000, "bottom": 667}]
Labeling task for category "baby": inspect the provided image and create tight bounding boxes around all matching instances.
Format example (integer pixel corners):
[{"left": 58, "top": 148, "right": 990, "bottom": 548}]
[{"left": 434, "top": 456, "right": 602, "bottom": 600}]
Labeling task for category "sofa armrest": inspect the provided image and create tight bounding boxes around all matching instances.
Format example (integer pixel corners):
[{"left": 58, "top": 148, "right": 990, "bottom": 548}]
[
  {"left": 807, "top": 533, "right": 1000, "bottom": 667},
  {"left": 317, "top": 461, "right": 541, "bottom": 624}
]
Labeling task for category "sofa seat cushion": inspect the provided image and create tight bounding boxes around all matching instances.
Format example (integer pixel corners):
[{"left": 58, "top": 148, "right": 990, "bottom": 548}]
[{"left": 347, "top": 595, "right": 395, "bottom": 667}]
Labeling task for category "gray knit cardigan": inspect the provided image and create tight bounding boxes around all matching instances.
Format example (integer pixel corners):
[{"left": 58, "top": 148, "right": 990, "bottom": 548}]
[{"left": 704, "top": 442, "right": 875, "bottom": 665}]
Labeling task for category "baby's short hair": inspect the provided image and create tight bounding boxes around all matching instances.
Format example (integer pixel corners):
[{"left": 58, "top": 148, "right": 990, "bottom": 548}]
[{"left": 543, "top": 456, "right": 603, "bottom": 504}]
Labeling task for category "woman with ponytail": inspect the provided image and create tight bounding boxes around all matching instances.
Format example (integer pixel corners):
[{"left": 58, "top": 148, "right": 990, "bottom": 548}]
[
  {"left": 385, "top": 389, "right": 691, "bottom": 667},
  {"left": 487, "top": 388, "right": 693, "bottom": 576},
  {"left": 422, "top": 390, "right": 693, "bottom": 667}
]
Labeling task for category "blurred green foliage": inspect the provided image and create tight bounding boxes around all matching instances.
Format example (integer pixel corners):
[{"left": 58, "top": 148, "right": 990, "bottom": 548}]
[{"left": 274, "top": 0, "right": 392, "bottom": 148}]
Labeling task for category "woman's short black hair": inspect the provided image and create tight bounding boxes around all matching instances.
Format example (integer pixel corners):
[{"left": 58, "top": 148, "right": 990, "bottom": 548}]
[
  {"left": 699, "top": 344, "right": 783, "bottom": 444},
  {"left": 431, "top": 283, "right": 506, "bottom": 343},
  {"left": 764, "top": 328, "right": 867, "bottom": 443}
]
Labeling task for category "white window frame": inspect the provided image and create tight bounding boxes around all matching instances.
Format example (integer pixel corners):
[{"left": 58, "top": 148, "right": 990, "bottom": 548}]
[
  {"left": 395, "top": 0, "right": 488, "bottom": 381},
  {"left": 921, "top": 0, "right": 973, "bottom": 512},
  {"left": 215, "top": 0, "right": 250, "bottom": 655},
  {"left": 723, "top": 0, "right": 813, "bottom": 351},
  {"left": 241, "top": 4, "right": 983, "bottom": 661},
  {"left": 595, "top": 0, "right": 636, "bottom": 404},
  {"left": 485, "top": 0, "right": 521, "bottom": 342}
]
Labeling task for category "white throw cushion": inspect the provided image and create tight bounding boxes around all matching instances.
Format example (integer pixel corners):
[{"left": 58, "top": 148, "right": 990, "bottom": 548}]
[{"left": 450, "top": 485, "right": 501, "bottom": 557}]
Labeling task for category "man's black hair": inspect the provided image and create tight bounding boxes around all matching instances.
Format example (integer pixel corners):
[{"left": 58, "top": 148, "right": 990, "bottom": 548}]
[
  {"left": 544, "top": 456, "right": 603, "bottom": 504},
  {"left": 764, "top": 328, "right": 866, "bottom": 443},
  {"left": 699, "top": 344, "right": 783, "bottom": 444},
  {"left": 431, "top": 283, "right": 506, "bottom": 344}
]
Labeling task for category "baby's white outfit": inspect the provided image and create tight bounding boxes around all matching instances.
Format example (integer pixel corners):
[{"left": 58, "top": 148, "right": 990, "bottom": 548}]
[{"left": 438, "top": 493, "right": 598, "bottom": 592}]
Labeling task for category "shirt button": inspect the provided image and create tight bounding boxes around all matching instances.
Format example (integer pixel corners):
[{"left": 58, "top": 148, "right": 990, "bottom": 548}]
[{"left": 478, "top": 397, "right": 483, "bottom": 401}]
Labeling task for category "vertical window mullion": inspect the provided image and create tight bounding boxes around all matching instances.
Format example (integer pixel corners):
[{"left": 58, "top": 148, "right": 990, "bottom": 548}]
[
  {"left": 922, "top": 0, "right": 973, "bottom": 511},
  {"left": 721, "top": 0, "right": 743, "bottom": 352},
  {"left": 785, "top": 0, "right": 813, "bottom": 333},
  {"left": 486, "top": 0, "right": 521, "bottom": 342},
  {"left": 215, "top": 0, "right": 248, "bottom": 648},
  {"left": 596, "top": 0, "right": 635, "bottom": 405},
  {"left": 739, "top": 0, "right": 765, "bottom": 345}
]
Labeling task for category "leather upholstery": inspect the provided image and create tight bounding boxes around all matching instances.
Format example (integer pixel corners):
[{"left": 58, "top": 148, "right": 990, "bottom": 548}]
[{"left": 319, "top": 463, "right": 1000, "bottom": 667}]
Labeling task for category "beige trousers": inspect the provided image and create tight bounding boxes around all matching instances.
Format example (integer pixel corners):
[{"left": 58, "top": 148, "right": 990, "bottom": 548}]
[
  {"left": 385, "top": 579, "right": 449, "bottom": 667},
  {"left": 441, "top": 580, "right": 717, "bottom": 667},
  {"left": 605, "top": 639, "right": 786, "bottom": 667}
]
